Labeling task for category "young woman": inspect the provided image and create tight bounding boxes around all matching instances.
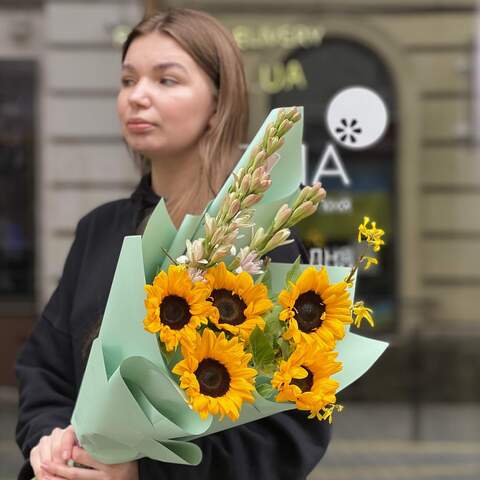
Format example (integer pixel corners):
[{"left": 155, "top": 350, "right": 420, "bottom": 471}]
[{"left": 16, "top": 8, "right": 331, "bottom": 480}]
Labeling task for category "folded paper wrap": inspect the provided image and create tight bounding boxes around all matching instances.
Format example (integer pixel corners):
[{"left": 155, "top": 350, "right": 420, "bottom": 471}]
[{"left": 70, "top": 107, "right": 388, "bottom": 465}]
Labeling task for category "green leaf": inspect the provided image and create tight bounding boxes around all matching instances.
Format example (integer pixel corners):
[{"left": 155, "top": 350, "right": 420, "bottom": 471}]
[
  {"left": 278, "top": 338, "right": 293, "bottom": 361},
  {"left": 257, "top": 383, "right": 275, "bottom": 400},
  {"left": 250, "top": 326, "right": 275, "bottom": 372},
  {"left": 255, "top": 376, "right": 277, "bottom": 401},
  {"left": 264, "top": 304, "right": 283, "bottom": 340},
  {"left": 284, "top": 255, "right": 302, "bottom": 288},
  {"left": 158, "top": 338, "right": 182, "bottom": 370}
]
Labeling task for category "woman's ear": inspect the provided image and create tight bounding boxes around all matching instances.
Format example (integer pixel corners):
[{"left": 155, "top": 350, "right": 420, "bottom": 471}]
[
  {"left": 207, "top": 110, "right": 218, "bottom": 131},
  {"left": 206, "top": 94, "right": 218, "bottom": 131}
]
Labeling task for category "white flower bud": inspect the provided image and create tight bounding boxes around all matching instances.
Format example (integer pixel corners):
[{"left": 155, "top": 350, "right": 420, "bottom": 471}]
[
  {"left": 211, "top": 227, "right": 227, "bottom": 247},
  {"left": 287, "top": 201, "right": 317, "bottom": 226},
  {"left": 291, "top": 186, "right": 311, "bottom": 210},
  {"left": 267, "top": 137, "right": 284, "bottom": 155},
  {"left": 277, "top": 119, "right": 293, "bottom": 137},
  {"left": 251, "top": 150, "right": 267, "bottom": 171},
  {"left": 233, "top": 212, "right": 253, "bottom": 228},
  {"left": 289, "top": 108, "right": 301, "bottom": 123},
  {"left": 204, "top": 214, "right": 216, "bottom": 238},
  {"left": 250, "top": 227, "right": 266, "bottom": 250},
  {"left": 176, "top": 255, "right": 188, "bottom": 264},
  {"left": 191, "top": 239, "right": 204, "bottom": 262},
  {"left": 261, "top": 228, "right": 292, "bottom": 253},
  {"left": 267, "top": 136, "right": 279, "bottom": 153},
  {"left": 273, "top": 204, "right": 292, "bottom": 230},
  {"left": 223, "top": 228, "right": 239, "bottom": 245}
]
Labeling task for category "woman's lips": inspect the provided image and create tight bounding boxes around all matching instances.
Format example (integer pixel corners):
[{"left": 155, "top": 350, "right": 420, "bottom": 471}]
[{"left": 126, "top": 121, "right": 156, "bottom": 133}]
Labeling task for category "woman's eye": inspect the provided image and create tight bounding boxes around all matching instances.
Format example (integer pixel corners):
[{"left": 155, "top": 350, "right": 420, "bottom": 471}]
[
  {"left": 121, "top": 78, "right": 134, "bottom": 87},
  {"left": 160, "top": 78, "right": 177, "bottom": 86}
]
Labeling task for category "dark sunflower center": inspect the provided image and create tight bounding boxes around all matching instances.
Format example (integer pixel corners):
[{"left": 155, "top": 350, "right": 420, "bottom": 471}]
[
  {"left": 291, "top": 367, "right": 314, "bottom": 393},
  {"left": 195, "top": 358, "right": 231, "bottom": 397},
  {"left": 211, "top": 289, "right": 246, "bottom": 326},
  {"left": 159, "top": 295, "right": 190, "bottom": 330},
  {"left": 294, "top": 291, "right": 325, "bottom": 333}
]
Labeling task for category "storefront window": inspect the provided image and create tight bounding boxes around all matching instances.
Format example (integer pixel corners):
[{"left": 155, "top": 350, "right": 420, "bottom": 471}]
[{"left": 0, "top": 60, "right": 35, "bottom": 300}]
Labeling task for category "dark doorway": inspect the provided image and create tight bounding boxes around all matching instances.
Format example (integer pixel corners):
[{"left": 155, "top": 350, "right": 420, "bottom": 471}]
[{"left": 271, "top": 37, "right": 397, "bottom": 334}]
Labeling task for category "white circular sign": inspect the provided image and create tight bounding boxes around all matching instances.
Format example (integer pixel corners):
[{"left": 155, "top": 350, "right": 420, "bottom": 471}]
[{"left": 326, "top": 86, "right": 388, "bottom": 150}]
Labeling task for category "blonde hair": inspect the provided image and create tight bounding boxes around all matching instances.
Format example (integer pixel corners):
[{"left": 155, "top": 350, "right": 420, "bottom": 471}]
[{"left": 121, "top": 8, "right": 249, "bottom": 225}]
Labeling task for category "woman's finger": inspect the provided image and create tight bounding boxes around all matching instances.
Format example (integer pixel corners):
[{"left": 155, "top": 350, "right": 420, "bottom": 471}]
[
  {"left": 30, "top": 446, "right": 43, "bottom": 480},
  {"left": 50, "top": 428, "right": 64, "bottom": 464},
  {"left": 72, "top": 446, "right": 104, "bottom": 471},
  {"left": 40, "top": 466, "right": 67, "bottom": 480},
  {"left": 38, "top": 435, "right": 52, "bottom": 465},
  {"left": 41, "top": 459, "right": 102, "bottom": 480},
  {"left": 60, "top": 425, "right": 77, "bottom": 462}
]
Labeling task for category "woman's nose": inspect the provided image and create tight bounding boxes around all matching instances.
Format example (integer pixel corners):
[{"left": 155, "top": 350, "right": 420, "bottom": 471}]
[{"left": 128, "top": 80, "right": 152, "bottom": 108}]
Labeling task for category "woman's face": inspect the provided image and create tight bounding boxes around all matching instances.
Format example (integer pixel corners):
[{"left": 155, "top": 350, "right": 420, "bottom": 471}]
[{"left": 117, "top": 32, "right": 217, "bottom": 160}]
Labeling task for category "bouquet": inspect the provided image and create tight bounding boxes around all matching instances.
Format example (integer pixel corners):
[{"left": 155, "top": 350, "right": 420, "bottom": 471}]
[{"left": 70, "top": 107, "right": 388, "bottom": 466}]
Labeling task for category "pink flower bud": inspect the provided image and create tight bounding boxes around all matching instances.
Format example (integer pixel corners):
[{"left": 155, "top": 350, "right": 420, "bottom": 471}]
[
  {"left": 210, "top": 245, "right": 231, "bottom": 263},
  {"left": 240, "top": 173, "right": 251, "bottom": 195},
  {"left": 311, "top": 182, "right": 327, "bottom": 203},
  {"left": 242, "top": 193, "right": 262, "bottom": 208},
  {"left": 227, "top": 198, "right": 241, "bottom": 219}
]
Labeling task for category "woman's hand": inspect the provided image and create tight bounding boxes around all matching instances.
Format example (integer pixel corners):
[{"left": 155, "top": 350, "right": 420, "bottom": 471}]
[
  {"left": 30, "top": 425, "right": 77, "bottom": 479},
  {"left": 40, "top": 446, "right": 139, "bottom": 480}
]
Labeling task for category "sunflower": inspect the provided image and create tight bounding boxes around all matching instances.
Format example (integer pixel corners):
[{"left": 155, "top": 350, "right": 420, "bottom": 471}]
[
  {"left": 278, "top": 266, "right": 352, "bottom": 350},
  {"left": 172, "top": 328, "right": 256, "bottom": 421},
  {"left": 144, "top": 265, "right": 214, "bottom": 352},
  {"left": 205, "top": 263, "right": 273, "bottom": 340},
  {"left": 271, "top": 345, "right": 341, "bottom": 419}
]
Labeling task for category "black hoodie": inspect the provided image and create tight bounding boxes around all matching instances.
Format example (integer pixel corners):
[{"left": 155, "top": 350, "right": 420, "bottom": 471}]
[{"left": 15, "top": 174, "right": 330, "bottom": 480}]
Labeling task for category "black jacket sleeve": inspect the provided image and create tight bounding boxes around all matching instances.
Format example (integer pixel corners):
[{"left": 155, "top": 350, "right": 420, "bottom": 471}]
[
  {"left": 15, "top": 219, "right": 86, "bottom": 479},
  {"left": 137, "top": 231, "right": 331, "bottom": 480}
]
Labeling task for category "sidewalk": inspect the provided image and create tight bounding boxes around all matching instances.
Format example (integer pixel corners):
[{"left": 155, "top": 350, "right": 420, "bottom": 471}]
[
  {"left": 2, "top": 390, "right": 479, "bottom": 480},
  {"left": 309, "top": 440, "right": 480, "bottom": 480},
  {"left": 308, "top": 403, "right": 480, "bottom": 480}
]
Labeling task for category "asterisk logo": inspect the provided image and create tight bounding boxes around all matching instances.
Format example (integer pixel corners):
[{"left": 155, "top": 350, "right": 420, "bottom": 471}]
[{"left": 335, "top": 118, "right": 362, "bottom": 144}]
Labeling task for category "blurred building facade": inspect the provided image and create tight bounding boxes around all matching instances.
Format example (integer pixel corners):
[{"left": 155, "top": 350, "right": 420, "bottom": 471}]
[{"left": 1, "top": 0, "right": 479, "bottom": 410}]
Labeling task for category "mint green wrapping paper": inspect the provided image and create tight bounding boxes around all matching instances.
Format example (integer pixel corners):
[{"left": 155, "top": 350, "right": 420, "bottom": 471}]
[{"left": 70, "top": 107, "right": 388, "bottom": 466}]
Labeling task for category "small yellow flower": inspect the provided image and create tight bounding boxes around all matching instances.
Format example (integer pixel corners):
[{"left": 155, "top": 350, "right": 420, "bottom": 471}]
[
  {"left": 352, "top": 301, "right": 375, "bottom": 328},
  {"left": 362, "top": 256, "right": 378, "bottom": 270},
  {"left": 272, "top": 345, "right": 342, "bottom": 420},
  {"left": 143, "top": 265, "right": 214, "bottom": 352},
  {"left": 205, "top": 263, "right": 273, "bottom": 340},
  {"left": 278, "top": 266, "right": 352, "bottom": 350},
  {"left": 172, "top": 329, "right": 256, "bottom": 421},
  {"left": 313, "top": 404, "right": 344, "bottom": 423},
  {"left": 358, "top": 216, "right": 385, "bottom": 253}
]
